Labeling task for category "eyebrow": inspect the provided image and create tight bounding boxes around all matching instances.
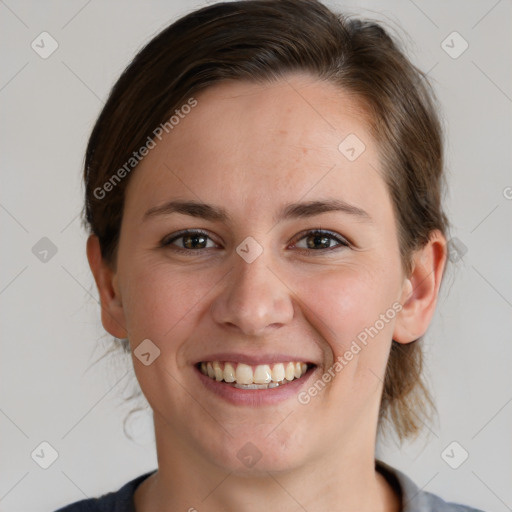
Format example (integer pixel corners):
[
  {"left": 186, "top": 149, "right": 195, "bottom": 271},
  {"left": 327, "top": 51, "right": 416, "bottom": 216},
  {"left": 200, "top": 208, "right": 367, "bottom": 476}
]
[{"left": 143, "top": 198, "right": 372, "bottom": 224}]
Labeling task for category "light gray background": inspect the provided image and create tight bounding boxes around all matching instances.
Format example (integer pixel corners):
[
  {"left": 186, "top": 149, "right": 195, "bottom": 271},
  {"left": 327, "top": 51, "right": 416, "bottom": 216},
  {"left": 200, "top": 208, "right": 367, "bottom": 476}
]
[{"left": 1, "top": 1, "right": 511, "bottom": 511}]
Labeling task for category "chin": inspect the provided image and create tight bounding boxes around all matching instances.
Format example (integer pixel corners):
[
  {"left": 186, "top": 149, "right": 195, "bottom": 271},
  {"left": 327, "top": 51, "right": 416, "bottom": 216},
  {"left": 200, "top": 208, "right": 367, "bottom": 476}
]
[{"left": 202, "top": 430, "right": 309, "bottom": 476}]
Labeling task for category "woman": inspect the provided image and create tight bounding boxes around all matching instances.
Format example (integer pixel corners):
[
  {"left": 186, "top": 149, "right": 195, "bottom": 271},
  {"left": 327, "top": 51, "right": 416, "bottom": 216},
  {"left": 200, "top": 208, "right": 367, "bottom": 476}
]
[{"left": 55, "top": 0, "right": 485, "bottom": 510}]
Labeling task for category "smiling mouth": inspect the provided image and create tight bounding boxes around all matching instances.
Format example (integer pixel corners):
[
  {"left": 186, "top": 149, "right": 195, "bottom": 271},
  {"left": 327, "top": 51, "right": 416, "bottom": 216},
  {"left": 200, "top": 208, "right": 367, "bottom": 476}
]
[{"left": 197, "top": 361, "right": 315, "bottom": 389}]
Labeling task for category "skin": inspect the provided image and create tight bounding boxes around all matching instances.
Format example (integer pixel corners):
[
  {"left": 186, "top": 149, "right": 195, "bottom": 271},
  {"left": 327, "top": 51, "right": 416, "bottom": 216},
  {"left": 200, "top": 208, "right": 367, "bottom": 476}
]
[{"left": 87, "top": 73, "right": 447, "bottom": 512}]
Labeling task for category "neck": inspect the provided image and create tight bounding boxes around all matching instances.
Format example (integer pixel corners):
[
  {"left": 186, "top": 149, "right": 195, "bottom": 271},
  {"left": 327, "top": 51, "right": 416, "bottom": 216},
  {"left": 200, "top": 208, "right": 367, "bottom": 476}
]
[{"left": 134, "top": 414, "right": 401, "bottom": 512}]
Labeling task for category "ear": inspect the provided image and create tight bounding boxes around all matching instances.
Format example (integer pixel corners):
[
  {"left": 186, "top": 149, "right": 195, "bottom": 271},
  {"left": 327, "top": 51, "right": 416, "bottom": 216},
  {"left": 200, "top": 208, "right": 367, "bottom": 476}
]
[
  {"left": 86, "top": 234, "right": 128, "bottom": 339},
  {"left": 393, "top": 230, "right": 447, "bottom": 344}
]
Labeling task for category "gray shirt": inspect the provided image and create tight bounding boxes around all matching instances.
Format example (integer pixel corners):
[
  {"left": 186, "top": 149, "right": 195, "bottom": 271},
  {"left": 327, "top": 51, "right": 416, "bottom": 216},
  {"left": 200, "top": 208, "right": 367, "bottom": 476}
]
[
  {"left": 376, "top": 459, "right": 486, "bottom": 511},
  {"left": 54, "top": 459, "right": 486, "bottom": 511}
]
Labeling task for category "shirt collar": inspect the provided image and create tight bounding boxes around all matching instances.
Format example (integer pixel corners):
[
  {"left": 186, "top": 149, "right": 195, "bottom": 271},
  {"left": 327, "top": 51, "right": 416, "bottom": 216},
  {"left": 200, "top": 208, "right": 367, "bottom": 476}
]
[{"left": 376, "top": 458, "right": 441, "bottom": 511}]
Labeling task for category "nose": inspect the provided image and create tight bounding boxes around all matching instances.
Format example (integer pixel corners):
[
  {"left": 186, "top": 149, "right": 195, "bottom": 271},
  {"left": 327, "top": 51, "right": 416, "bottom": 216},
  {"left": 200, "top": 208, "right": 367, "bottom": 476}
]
[{"left": 210, "top": 250, "right": 295, "bottom": 336}]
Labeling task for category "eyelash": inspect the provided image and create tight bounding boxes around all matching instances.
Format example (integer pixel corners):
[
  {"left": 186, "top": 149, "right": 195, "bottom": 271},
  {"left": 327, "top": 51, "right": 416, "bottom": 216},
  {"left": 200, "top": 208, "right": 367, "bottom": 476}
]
[{"left": 160, "top": 229, "right": 350, "bottom": 255}]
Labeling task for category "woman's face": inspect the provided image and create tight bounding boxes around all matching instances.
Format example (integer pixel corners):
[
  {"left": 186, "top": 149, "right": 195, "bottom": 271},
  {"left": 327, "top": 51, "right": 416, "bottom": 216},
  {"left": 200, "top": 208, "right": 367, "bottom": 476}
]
[{"left": 108, "top": 74, "right": 413, "bottom": 472}]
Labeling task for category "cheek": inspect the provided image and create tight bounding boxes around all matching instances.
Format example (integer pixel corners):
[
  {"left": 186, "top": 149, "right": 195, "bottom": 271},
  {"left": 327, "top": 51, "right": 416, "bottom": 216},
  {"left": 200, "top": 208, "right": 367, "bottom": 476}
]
[
  {"left": 296, "top": 262, "right": 400, "bottom": 363},
  {"left": 120, "top": 263, "right": 223, "bottom": 411},
  {"left": 121, "top": 262, "right": 220, "bottom": 345}
]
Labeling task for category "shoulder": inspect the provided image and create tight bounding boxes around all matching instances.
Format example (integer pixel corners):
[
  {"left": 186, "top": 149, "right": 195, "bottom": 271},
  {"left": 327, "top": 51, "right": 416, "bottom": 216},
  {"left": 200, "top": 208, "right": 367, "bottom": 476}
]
[
  {"left": 413, "top": 487, "right": 487, "bottom": 512},
  {"left": 53, "top": 470, "right": 156, "bottom": 512},
  {"left": 414, "top": 487, "right": 487, "bottom": 512},
  {"left": 375, "top": 459, "right": 487, "bottom": 512}
]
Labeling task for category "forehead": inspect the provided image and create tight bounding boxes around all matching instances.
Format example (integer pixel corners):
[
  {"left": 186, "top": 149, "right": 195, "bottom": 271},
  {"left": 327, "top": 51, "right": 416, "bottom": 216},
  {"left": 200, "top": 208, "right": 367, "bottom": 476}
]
[
  {"left": 123, "top": 74, "right": 389, "bottom": 225},
  {"left": 167, "top": 74, "right": 374, "bottom": 169}
]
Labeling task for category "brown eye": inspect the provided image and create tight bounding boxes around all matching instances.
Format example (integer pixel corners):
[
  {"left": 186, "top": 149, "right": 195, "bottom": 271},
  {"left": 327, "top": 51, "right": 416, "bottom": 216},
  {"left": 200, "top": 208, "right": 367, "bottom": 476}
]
[
  {"left": 162, "top": 230, "right": 217, "bottom": 250},
  {"left": 182, "top": 233, "right": 208, "bottom": 249},
  {"left": 293, "top": 230, "right": 349, "bottom": 251}
]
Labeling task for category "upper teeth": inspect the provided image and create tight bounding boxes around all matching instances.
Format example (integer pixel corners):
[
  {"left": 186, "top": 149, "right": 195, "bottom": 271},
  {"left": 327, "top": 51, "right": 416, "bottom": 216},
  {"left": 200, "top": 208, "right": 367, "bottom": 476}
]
[{"left": 200, "top": 361, "right": 308, "bottom": 385}]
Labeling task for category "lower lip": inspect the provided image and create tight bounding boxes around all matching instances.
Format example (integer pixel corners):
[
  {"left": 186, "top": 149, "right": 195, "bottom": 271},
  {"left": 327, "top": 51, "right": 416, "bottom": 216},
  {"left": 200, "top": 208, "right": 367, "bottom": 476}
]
[{"left": 194, "top": 365, "right": 317, "bottom": 406}]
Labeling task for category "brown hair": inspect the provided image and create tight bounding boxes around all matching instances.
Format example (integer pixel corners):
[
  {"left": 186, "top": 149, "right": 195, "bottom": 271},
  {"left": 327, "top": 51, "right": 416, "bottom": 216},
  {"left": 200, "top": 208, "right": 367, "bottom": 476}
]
[{"left": 83, "top": 0, "right": 448, "bottom": 443}]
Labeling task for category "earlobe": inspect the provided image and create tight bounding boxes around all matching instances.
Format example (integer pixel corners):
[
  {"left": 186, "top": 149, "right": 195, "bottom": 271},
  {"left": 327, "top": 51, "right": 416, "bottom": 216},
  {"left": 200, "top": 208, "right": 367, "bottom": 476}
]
[
  {"left": 86, "top": 235, "right": 128, "bottom": 339},
  {"left": 393, "top": 230, "right": 447, "bottom": 344}
]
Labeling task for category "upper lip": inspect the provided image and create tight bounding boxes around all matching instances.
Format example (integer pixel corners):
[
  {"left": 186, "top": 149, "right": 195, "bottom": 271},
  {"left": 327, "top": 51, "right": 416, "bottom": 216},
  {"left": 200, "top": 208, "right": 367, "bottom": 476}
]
[{"left": 194, "top": 353, "right": 318, "bottom": 366}]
